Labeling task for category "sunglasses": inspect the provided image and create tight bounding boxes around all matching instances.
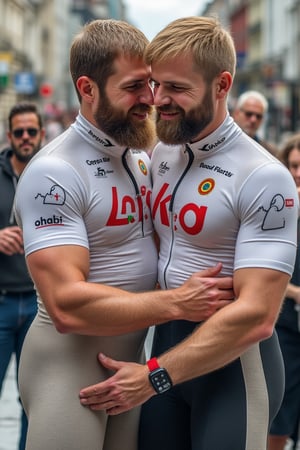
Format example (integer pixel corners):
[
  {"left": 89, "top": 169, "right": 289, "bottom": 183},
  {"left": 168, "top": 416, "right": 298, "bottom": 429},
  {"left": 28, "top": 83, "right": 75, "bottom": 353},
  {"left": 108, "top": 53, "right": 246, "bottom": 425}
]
[
  {"left": 241, "top": 109, "right": 263, "bottom": 120},
  {"left": 12, "top": 128, "right": 39, "bottom": 138}
]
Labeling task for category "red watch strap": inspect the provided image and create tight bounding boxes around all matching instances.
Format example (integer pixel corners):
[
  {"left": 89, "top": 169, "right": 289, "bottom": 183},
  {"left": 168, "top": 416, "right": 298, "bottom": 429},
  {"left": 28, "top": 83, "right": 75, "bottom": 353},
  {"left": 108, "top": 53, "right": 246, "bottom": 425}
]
[{"left": 147, "top": 357, "right": 160, "bottom": 371}]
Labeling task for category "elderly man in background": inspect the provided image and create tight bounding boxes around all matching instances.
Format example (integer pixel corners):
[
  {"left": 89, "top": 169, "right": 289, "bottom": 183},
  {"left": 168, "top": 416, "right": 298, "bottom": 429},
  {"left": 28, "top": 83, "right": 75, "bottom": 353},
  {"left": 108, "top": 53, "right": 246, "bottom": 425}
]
[{"left": 233, "top": 90, "right": 278, "bottom": 157}]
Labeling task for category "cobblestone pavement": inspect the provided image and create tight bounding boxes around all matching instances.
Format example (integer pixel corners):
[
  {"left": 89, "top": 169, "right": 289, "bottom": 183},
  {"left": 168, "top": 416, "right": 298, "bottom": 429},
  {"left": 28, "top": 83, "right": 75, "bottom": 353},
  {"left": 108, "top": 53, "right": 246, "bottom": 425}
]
[{"left": 0, "top": 357, "right": 21, "bottom": 450}]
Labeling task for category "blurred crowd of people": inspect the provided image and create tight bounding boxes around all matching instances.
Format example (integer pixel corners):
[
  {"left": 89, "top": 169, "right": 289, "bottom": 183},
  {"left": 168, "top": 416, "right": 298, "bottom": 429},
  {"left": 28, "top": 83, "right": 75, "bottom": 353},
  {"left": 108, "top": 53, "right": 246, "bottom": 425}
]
[{"left": 0, "top": 104, "right": 77, "bottom": 152}]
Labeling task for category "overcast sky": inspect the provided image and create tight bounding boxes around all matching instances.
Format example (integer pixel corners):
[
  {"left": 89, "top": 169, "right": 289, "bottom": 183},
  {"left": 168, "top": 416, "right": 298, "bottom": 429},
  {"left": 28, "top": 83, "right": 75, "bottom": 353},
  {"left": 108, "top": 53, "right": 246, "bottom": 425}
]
[{"left": 123, "top": 0, "right": 208, "bottom": 40}]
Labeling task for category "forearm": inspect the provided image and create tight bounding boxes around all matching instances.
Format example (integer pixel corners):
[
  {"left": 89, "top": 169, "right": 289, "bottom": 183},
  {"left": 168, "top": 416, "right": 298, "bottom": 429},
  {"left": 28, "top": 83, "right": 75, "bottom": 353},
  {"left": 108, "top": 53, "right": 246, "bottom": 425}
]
[
  {"left": 78, "top": 298, "right": 277, "bottom": 414},
  {"left": 158, "top": 302, "right": 262, "bottom": 384},
  {"left": 52, "top": 282, "right": 179, "bottom": 335},
  {"left": 50, "top": 269, "right": 233, "bottom": 335},
  {"left": 28, "top": 248, "right": 233, "bottom": 336},
  {"left": 158, "top": 268, "right": 288, "bottom": 385},
  {"left": 28, "top": 246, "right": 178, "bottom": 335},
  {"left": 78, "top": 271, "right": 291, "bottom": 415}
]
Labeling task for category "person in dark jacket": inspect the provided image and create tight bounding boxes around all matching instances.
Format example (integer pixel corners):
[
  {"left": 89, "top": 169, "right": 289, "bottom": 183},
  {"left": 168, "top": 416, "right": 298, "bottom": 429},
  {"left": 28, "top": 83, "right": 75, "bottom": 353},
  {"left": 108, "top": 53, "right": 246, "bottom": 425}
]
[{"left": 0, "top": 102, "right": 45, "bottom": 450}]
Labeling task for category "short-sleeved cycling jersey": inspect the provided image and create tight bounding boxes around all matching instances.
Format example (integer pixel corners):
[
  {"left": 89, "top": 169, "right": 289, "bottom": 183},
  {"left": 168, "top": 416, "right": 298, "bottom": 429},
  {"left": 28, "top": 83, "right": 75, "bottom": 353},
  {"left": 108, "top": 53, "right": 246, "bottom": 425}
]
[
  {"left": 14, "top": 113, "right": 158, "bottom": 450},
  {"left": 151, "top": 114, "right": 296, "bottom": 289},
  {"left": 139, "top": 114, "right": 298, "bottom": 450}
]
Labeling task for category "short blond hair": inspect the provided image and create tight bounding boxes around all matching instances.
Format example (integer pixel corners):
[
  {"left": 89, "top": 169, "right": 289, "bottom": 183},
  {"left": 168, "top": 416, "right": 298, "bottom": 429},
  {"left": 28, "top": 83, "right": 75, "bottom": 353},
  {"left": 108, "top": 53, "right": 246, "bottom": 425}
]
[{"left": 145, "top": 16, "right": 236, "bottom": 82}]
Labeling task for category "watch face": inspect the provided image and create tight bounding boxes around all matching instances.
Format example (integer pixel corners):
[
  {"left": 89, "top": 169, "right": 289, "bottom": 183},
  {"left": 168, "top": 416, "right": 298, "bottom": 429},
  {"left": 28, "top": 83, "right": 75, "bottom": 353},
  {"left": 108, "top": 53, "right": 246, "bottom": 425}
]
[{"left": 149, "top": 368, "right": 172, "bottom": 394}]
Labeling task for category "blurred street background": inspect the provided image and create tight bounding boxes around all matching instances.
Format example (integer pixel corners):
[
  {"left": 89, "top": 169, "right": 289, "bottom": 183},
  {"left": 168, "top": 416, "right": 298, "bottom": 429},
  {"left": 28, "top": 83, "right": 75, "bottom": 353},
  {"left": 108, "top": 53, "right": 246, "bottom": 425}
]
[{"left": 0, "top": 0, "right": 300, "bottom": 149}]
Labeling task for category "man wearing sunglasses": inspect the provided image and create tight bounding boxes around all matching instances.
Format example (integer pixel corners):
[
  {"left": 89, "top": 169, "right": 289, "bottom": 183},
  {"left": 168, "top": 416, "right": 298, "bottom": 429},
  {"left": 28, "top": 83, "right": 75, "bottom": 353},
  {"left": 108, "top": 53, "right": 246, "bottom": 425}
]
[
  {"left": 0, "top": 102, "right": 45, "bottom": 450},
  {"left": 232, "top": 90, "right": 278, "bottom": 157}
]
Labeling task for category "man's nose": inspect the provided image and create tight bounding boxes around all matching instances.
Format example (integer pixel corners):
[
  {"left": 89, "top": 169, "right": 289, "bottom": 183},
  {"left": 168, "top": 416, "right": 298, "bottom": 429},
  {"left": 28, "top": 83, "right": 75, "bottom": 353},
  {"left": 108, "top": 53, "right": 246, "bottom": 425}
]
[
  {"left": 153, "top": 85, "right": 171, "bottom": 106},
  {"left": 139, "top": 84, "right": 154, "bottom": 105}
]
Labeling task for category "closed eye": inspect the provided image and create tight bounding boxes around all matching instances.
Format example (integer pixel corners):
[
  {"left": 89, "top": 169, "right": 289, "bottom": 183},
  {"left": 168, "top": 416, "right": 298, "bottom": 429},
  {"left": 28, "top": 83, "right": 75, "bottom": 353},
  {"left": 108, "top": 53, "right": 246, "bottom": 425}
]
[{"left": 125, "top": 82, "right": 145, "bottom": 91}]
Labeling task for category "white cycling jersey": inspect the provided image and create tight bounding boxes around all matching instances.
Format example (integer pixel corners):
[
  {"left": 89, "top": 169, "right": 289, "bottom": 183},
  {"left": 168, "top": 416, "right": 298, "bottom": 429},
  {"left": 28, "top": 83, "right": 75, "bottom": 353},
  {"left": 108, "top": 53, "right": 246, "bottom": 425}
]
[
  {"left": 140, "top": 114, "right": 299, "bottom": 450},
  {"left": 15, "top": 112, "right": 157, "bottom": 303},
  {"left": 13, "top": 113, "right": 158, "bottom": 450},
  {"left": 151, "top": 114, "right": 298, "bottom": 289}
]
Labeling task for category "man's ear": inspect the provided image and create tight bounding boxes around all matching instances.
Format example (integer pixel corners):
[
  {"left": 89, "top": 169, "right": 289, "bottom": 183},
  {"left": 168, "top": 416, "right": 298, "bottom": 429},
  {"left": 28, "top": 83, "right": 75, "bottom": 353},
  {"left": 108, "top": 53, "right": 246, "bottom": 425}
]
[
  {"left": 76, "top": 76, "right": 96, "bottom": 103},
  {"left": 216, "top": 71, "right": 232, "bottom": 98}
]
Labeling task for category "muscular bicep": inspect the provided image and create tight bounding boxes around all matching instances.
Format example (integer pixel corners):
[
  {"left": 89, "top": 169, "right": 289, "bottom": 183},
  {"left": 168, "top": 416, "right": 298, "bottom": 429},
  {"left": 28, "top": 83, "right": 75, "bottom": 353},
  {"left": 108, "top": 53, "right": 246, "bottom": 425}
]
[
  {"left": 27, "top": 245, "right": 90, "bottom": 316},
  {"left": 26, "top": 244, "right": 141, "bottom": 335}
]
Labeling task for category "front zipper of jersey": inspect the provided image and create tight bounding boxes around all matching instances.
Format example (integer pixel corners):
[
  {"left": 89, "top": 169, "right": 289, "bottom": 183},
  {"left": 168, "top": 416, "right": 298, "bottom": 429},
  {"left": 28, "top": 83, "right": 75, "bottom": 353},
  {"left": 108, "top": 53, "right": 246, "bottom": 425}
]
[
  {"left": 122, "top": 149, "right": 145, "bottom": 236},
  {"left": 163, "top": 144, "right": 194, "bottom": 289}
]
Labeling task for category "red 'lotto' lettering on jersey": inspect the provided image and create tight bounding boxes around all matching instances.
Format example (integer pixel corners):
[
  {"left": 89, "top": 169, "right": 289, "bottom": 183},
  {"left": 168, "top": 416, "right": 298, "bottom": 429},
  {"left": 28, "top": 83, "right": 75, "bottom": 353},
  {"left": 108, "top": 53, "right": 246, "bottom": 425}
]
[
  {"left": 285, "top": 199, "right": 294, "bottom": 207},
  {"left": 152, "top": 183, "right": 208, "bottom": 234},
  {"left": 106, "top": 185, "right": 151, "bottom": 226}
]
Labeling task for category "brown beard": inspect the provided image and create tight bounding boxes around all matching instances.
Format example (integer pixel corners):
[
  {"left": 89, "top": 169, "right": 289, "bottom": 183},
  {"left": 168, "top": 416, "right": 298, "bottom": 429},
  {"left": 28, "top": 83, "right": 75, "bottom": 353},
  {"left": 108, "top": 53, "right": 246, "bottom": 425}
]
[
  {"left": 94, "top": 89, "right": 156, "bottom": 150},
  {"left": 156, "top": 84, "right": 214, "bottom": 145},
  {"left": 12, "top": 140, "right": 42, "bottom": 163}
]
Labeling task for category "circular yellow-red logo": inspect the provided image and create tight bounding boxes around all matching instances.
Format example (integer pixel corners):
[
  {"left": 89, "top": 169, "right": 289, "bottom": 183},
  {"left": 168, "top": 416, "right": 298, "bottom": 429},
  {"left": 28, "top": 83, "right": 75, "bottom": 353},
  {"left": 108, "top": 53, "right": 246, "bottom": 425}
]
[
  {"left": 138, "top": 159, "right": 147, "bottom": 175},
  {"left": 198, "top": 178, "right": 215, "bottom": 195}
]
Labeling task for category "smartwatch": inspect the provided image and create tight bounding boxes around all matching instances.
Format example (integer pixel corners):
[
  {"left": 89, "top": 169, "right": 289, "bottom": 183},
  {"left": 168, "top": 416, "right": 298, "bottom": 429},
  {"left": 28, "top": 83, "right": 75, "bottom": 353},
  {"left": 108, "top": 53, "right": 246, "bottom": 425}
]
[{"left": 147, "top": 357, "right": 173, "bottom": 394}]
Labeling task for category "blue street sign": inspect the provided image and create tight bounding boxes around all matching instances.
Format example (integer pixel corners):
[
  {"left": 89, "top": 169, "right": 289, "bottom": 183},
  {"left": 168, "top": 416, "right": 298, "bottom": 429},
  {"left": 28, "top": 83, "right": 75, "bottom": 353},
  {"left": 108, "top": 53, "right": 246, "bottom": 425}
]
[{"left": 14, "top": 72, "right": 36, "bottom": 94}]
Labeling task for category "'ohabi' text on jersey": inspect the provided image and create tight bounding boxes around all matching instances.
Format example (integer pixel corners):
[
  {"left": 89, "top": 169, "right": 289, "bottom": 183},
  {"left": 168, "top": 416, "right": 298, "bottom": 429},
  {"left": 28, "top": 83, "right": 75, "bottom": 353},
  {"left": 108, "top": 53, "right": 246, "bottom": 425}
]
[{"left": 14, "top": 113, "right": 157, "bottom": 299}]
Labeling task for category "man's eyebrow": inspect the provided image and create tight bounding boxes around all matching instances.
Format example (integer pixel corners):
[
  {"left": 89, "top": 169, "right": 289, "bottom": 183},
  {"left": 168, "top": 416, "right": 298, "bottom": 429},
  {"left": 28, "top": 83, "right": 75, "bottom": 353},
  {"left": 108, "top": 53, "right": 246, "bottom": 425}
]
[
  {"left": 119, "top": 78, "right": 146, "bottom": 87},
  {"left": 151, "top": 79, "right": 189, "bottom": 86}
]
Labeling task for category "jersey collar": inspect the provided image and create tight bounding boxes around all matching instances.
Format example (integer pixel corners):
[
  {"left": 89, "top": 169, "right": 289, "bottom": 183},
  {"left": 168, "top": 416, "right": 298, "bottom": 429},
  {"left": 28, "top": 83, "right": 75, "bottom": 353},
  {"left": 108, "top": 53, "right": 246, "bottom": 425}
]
[
  {"left": 187, "top": 113, "right": 241, "bottom": 158},
  {"left": 72, "top": 112, "right": 127, "bottom": 157}
]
